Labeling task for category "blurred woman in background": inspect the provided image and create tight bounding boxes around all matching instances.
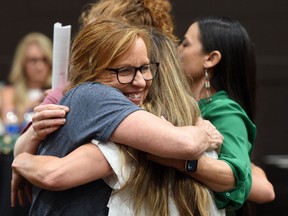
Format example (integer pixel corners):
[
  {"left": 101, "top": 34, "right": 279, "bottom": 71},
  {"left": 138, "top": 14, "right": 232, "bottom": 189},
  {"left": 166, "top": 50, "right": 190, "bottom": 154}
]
[
  {"left": 1, "top": 32, "right": 52, "bottom": 132},
  {"left": 0, "top": 32, "right": 52, "bottom": 216}
]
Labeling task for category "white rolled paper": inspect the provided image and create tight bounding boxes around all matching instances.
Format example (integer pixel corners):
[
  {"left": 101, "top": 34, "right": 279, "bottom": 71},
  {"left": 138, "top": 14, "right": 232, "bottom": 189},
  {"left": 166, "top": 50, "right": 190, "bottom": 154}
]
[{"left": 52, "top": 22, "right": 71, "bottom": 90}]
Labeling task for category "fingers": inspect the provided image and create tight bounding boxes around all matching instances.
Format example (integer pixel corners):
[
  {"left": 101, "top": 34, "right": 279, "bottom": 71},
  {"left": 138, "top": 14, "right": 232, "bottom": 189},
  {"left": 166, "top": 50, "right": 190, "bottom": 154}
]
[
  {"left": 11, "top": 170, "right": 18, "bottom": 207},
  {"left": 32, "top": 108, "right": 68, "bottom": 125},
  {"left": 33, "top": 116, "right": 66, "bottom": 129},
  {"left": 33, "top": 104, "right": 69, "bottom": 113},
  {"left": 11, "top": 169, "right": 25, "bottom": 207},
  {"left": 11, "top": 187, "right": 16, "bottom": 207},
  {"left": 199, "top": 119, "right": 223, "bottom": 151},
  {"left": 11, "top": 168, "right": 32, "bottom": 207},
  {"left": 32, "top": 125, "right": 62, "bottom": 140},
  {"left": 18, "top": 189, "right": 26, "bottom": 206},
  {"left": 31, "top": 104, "right": 68, "bottom": 140}
]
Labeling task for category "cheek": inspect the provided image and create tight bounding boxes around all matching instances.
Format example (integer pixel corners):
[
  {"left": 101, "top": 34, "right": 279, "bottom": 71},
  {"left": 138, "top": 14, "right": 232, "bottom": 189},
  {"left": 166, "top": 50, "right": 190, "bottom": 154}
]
[
  {"left": 143, "top": 81, "right": 152, "bottom": 100},
  {"left": 180, "top": 53, "right": 204, "bottom": 79},
  {"left": 104, "top": 75, "right": 127, "bottom": 93},
  {"left": 40, "top": 66, "right": 51, "bottom": 78}
]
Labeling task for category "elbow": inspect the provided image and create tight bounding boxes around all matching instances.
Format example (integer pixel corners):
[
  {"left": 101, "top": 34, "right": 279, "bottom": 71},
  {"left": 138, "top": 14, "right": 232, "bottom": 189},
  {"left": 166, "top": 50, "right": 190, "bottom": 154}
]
[
  {"left": 265, "top": 189, "right": 276, "bottom": 203},
  {"left": 257, "top": 186, "right": 276, "bottom": 204},
  {"left": 265, "top": 182, "right": 276, "bottom": 202}
]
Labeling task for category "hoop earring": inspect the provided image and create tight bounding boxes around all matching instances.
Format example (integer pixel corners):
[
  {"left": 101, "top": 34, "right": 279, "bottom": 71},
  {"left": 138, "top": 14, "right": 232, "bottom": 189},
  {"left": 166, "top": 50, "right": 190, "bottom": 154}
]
[{"left": 204, "top": 68, "right": 212, "bottom": 102}]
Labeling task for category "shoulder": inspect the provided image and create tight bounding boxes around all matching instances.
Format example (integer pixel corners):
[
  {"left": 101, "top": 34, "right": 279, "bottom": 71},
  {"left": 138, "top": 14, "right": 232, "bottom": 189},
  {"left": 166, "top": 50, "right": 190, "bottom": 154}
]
[
  {"left": 1, "top": 85, "right": 14, "bottom": 96},
  {"left": 202, "top": 91, "right": 256, "bottom": 145},
  {"left": 65, "top": 82, "right": 122, "bottom": 98},
  {"left": 200, "top": 91, "right": 248, "bottom": 117},
  {"left": 60, "top": 82, "right": 126, "bottom": 104},
  {"left": 1, "top": 85, "right": 15, "bottom": 103}
]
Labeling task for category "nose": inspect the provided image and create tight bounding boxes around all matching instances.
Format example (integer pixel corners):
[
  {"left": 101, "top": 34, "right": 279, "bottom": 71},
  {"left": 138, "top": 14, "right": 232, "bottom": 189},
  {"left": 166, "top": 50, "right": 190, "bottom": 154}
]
[
  {"left": 31, "top": 61, "right": 45, "bottom": 72},
  {"left": 132, "top": 70, "right": 146, "bottom": 88}
]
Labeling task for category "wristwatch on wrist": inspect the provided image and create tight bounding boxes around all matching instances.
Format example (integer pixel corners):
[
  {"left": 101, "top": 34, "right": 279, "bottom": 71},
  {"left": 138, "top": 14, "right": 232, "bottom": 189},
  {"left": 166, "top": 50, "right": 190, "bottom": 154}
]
[{"left": 185, "top": 160, "right": 198, "bottom": 172}]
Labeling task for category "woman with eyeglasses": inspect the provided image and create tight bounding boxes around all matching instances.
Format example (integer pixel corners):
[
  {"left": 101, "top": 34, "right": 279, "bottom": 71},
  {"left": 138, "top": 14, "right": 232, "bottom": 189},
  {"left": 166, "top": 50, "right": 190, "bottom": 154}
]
[
  {"left": 0, "top": 33, "right": 52, "bottom": 132},
  {"left": 12, "top": 19, "right": 223, "bottom": 216},
  {"left": 0, "top": 32, "right": 51, "bottom": 216}
]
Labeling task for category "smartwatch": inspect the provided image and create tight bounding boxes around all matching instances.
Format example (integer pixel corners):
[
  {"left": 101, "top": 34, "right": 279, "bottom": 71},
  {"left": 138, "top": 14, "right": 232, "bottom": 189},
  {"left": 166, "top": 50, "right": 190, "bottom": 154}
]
[{"left": 185, "top": 160, "right": 198, "bottom": 172}]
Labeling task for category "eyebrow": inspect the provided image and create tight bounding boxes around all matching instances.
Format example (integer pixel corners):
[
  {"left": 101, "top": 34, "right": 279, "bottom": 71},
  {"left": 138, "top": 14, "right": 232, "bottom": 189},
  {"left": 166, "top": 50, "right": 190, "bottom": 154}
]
[{"left": 113, "top": 62, "right": 150, "bottom": 68}]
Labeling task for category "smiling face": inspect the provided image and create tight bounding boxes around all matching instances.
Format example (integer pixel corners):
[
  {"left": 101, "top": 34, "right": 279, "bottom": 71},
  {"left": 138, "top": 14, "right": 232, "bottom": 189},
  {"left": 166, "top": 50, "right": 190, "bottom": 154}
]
[
  {"left": 178, "top": 23, "right": 208, "bottom": 83},
  {"left": 104, "top": 37, "right": 151, "bottom": 106}
]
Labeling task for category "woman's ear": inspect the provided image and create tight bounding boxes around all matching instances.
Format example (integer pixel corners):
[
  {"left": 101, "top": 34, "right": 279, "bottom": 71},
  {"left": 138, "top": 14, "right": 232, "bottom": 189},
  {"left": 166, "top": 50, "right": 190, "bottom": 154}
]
[{"left": 204, "top": 50, "right": 221, "bottom": 68}]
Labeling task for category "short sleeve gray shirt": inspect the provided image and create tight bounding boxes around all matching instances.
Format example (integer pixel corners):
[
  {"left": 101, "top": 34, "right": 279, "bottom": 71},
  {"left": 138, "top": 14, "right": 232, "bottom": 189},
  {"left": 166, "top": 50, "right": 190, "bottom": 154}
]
[{"left": 30, "top": 82, "right": 142, "bottom": 216}]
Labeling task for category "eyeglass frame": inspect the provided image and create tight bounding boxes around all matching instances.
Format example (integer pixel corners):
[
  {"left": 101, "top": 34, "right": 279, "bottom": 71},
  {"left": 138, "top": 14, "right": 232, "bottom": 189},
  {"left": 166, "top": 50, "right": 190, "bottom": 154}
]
[
  {"left": 105, "top": 62, "right": 159, "bottom": 84},
  {"left": 25, "top": 57, "right": 50, "bottom": 66}
]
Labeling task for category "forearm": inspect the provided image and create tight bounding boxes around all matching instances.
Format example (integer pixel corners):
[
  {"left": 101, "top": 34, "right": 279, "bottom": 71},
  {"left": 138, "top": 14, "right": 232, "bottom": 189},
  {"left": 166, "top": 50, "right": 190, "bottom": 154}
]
[
  {"left": 190, "top": 156, "right": 235, "bottom": 192},
  {"left": 14, "top": 126, "right": 42, "bottom": 156},
  {"left": 147, "top": 153, "right": 234, "bottom": 192},
  {"left": 248, "top": 163, "right": 275, "bottom": 203},
  {"left": 12, "top": 144, "right": 113, "bottom": 191},
  {"left": 111, "top": 110, "right": 222, "bottom": 160}
]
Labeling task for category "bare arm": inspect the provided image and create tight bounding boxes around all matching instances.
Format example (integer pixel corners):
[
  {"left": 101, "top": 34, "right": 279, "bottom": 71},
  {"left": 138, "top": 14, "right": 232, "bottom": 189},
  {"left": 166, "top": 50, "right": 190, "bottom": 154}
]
[
  {"left": 190, "top": 156, "right": 235, "bottom": 191},
  {"left": 12, "top": 143, "right": 112, "bottom": 191},
  {"left": 248, "top": 163, "right": 275, "bottom": 203},
  {"left": 147, "top": 154, "right": 234, "bottom": 192},
  {"left": 12, "top": 103, "right": 222, "bottom": 206},
  {"left": 111, "top": 110, "right": 222, "bottom": 160},
  {"left": 13, "top": 104, "right": 69, "bottom": 156},
  {"left": 18, "top": 104, "right": 223, "bottom": 160}
]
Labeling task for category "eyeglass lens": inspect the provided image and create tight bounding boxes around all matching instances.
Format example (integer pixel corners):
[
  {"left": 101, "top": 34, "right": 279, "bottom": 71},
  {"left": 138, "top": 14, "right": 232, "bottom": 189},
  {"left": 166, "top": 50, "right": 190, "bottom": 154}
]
[{"left": 117, "top": 63, "right": 158, "bottom": 84}]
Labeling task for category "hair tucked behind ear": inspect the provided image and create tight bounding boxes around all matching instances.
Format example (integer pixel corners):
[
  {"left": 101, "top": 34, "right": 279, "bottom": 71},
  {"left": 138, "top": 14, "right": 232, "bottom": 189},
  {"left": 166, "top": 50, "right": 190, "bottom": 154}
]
[{"left": 196, "top": 16, "right": 256, "bottom": 120}]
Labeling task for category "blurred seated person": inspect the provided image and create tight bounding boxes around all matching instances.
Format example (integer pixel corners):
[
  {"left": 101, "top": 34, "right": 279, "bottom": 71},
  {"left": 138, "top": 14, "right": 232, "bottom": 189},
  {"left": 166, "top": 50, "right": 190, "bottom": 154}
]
[
  {"left": 0, "top": 32, "right": 52, "bottom": 216},
  {"left": 1, "top": 32, "right": 52, "bottom": 135}
]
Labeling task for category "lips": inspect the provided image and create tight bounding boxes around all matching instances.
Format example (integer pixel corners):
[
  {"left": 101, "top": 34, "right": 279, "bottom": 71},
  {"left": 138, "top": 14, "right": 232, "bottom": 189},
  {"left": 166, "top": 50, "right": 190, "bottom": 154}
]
[{"left": 124, "top": 92, "right": 143, "bottom": 105}]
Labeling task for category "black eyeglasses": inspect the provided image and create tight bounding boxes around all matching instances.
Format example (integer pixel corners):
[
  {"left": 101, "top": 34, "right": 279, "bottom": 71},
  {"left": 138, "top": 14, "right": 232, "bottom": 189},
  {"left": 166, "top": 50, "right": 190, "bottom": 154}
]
[{"left": 106, "top": 62, "right": 159, "bottom": 84}]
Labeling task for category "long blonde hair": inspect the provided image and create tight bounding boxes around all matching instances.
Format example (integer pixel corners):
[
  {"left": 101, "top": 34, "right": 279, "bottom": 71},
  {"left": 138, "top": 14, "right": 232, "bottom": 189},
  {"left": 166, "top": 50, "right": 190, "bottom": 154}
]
[
  {"left": 73, "top": 5, "right": 210, "bottom": 215},
  {"left": 8, "top": 32, "right": 52, "bottom": 115},
  {"left": 119, "top": 28, "right": 211, "bottom": 216}
]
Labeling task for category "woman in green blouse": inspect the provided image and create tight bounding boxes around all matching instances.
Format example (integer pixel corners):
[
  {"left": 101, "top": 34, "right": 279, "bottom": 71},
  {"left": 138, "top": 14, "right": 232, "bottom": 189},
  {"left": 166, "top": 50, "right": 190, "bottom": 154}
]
[{"left": 178, "top": 16, "right": 274, "bottom": 215}]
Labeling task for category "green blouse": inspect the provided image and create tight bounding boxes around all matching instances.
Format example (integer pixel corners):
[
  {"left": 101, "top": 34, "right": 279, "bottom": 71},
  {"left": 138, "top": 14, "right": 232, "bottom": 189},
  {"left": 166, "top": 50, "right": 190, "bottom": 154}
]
[{"left": 199, "top": 90, "right": 256, "bottom": 214}]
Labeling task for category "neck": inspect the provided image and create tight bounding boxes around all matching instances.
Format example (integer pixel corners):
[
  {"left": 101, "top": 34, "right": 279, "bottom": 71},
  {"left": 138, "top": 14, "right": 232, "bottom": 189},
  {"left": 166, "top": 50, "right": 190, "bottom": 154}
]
[
  {"left": 27, "top": 80, "right": 44, "bottom": 89},
  {"left": 191, "top": 77, "right": 216, "bottom": 102}
]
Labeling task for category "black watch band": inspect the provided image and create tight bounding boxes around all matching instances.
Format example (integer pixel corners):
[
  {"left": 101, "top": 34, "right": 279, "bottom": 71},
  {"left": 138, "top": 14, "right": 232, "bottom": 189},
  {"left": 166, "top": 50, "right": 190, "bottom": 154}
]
[{"left": 185, "top": 160, "right": 198, "bottom": 172}]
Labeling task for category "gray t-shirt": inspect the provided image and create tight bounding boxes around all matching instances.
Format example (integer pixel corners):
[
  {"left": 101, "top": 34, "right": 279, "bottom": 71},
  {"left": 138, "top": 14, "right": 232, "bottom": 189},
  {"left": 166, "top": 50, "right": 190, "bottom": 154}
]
[{"left": 30, "top": 82, "right": 142, "bottom": 216}]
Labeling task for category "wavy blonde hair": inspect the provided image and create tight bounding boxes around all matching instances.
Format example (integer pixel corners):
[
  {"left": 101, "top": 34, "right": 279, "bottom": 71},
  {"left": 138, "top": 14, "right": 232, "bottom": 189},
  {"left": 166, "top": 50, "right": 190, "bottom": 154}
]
[
  {"left": 79, "top": 0, "right": 178, "bottom": 43},
  {"left": 118, "top": 28, "right": 211, "bottom": 216},
  {"left": 8, "top": 32, "right": 52, "bottom": 115}
]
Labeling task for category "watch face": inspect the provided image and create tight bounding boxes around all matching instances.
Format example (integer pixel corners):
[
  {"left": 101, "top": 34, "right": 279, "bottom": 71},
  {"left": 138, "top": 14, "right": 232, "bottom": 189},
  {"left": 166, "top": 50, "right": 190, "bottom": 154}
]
[{"left": 186, "top": 160, "right": 198, "bottom": 172}]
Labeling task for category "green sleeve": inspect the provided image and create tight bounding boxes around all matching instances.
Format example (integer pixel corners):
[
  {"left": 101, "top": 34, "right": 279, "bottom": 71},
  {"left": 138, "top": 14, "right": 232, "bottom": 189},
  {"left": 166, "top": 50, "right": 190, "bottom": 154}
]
[{"left": 203, "top": 101, "right": 254, "bottom": 210}]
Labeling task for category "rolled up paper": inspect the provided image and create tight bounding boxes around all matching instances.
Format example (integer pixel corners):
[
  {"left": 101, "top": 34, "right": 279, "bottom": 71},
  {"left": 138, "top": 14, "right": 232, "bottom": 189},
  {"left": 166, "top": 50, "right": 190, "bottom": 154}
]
[{"left": 52, "top": 22, "right": 71, "bottom": 90}]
